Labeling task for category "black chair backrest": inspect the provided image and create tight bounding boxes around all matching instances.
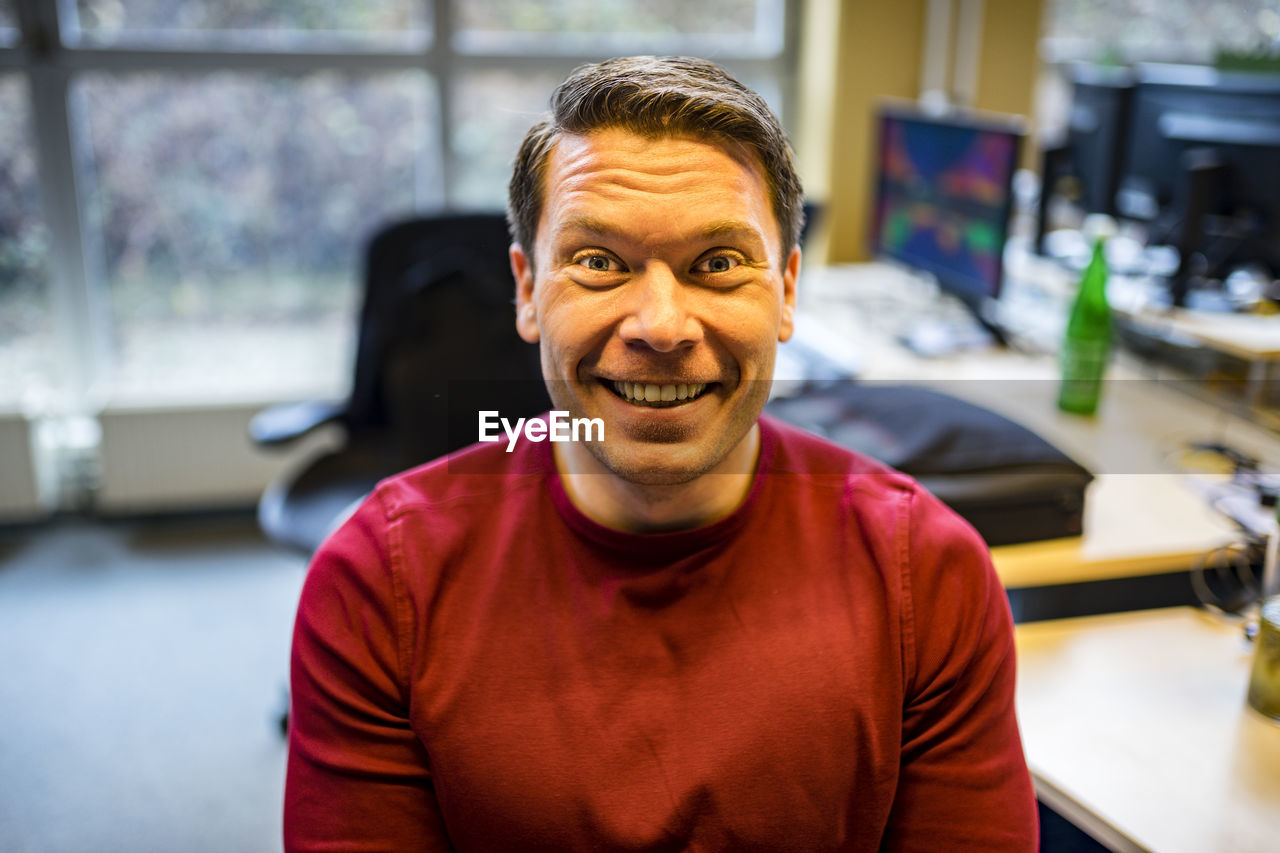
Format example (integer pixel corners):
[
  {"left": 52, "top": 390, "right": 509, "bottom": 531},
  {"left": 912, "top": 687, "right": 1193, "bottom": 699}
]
[{"left": 345, "top": 213, "right": 549, "bottom": 463}]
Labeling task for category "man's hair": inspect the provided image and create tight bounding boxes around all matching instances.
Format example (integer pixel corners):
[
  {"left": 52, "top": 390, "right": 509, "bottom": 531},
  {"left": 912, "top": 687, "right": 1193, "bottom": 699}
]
[{"left": 507, "top": 56, "right": 804, "bottom": 264}]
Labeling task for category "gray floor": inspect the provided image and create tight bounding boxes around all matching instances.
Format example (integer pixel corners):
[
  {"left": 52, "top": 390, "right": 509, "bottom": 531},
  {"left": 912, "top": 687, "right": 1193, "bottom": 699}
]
[{"left": 0, "top": 514, "right": 307, "bottom": 853}]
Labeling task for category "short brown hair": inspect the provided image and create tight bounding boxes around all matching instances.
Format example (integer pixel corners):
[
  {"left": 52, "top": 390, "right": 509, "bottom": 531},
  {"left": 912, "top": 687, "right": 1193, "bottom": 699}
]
[{"left": 507, "top": 56, "right": 804, "bottom": 264}]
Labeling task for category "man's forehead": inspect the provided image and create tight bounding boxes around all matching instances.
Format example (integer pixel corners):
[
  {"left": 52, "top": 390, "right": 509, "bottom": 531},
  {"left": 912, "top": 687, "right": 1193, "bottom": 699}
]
[
  {"left": 546, "top": 127, "right": 763, "bottom": 179},
  {"left": 537, "top": 128, "right": 777, "bottom": 247}
]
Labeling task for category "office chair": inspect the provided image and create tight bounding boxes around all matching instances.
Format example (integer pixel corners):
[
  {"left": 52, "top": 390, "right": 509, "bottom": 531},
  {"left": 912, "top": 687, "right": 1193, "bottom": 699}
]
[{"left": 250, "top": 212, "right": 549, "bottom": 556}]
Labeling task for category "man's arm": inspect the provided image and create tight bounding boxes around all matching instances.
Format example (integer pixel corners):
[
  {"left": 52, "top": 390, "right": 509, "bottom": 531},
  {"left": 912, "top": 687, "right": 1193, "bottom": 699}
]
[
  {"left": 284, "top": 493, "right": 452, "bottom": 852},
  {"left": 880, "top": 489, "right": 1039, "bottom": 852}
]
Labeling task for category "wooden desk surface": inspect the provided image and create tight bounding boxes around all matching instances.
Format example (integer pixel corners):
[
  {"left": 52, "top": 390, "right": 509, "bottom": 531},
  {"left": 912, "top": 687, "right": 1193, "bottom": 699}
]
[
  {"left": 1016, "top": 607, "right": 1280, "bottom": 852},
  {"left": 1120, "top": 306, "right": 1280, "bottom": 362}
]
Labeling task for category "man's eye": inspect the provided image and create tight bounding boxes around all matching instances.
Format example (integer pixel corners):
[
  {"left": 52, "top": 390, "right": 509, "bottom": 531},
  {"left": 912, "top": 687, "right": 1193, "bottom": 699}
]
[
  {"left": 577, "top": 254, "right": 619, "bottom": 272},
  {"left": 694, "top": 254, "right": 741, "bottom": 274}
]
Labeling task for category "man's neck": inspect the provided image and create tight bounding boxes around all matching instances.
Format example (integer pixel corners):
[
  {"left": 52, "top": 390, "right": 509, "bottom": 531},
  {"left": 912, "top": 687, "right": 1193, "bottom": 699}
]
[{"left": 553, "top": 425, "right": 761, "bottom": 534}]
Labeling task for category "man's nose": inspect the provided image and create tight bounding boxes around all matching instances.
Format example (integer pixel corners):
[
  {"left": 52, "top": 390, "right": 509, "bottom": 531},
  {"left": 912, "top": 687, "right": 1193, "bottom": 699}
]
[{"left": 618, "top": 264, "right": 703, "bottom": 353}]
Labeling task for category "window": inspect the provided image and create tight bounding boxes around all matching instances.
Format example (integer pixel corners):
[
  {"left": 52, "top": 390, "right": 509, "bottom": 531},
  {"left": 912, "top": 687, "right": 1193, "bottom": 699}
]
[
  {"left": 77, "top": 70, "right": 437, "bottom": 400},
  {"left": 67, "top": 0, "right": 430, "bottom": 50},
  {"left": 1043, "top": 0, "right": 1280, "bottom": 65},
  {"left": 0, "top": 74, "right": 54, "bottom": 409},
  {"left": 453, "top": 1, "right": 782, "bottom": 55},
  {"left": 450, "top": 69, "right": 563, "bottom": 209},
  {"left": 2, "top": 0, "right": 795, "bottom": 411}
]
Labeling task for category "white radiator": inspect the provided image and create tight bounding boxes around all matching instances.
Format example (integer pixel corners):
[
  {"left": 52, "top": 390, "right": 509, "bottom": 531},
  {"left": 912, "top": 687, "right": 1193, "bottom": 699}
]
[{"left": 95, "top": 402, "right": 340, "bottom": 514}]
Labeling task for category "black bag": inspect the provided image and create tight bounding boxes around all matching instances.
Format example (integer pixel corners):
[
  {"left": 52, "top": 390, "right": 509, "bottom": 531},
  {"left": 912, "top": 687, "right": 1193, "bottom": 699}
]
[{"left": 766, "top": 382, "right": 1093, "bottom": 547}]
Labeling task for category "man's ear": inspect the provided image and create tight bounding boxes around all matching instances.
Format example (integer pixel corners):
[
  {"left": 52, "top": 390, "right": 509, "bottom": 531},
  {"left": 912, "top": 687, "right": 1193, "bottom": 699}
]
[
  {"left": 777, "top": 245, "right": 801, "bottom": 343},
  {"left": 510, "top": 243, "right": 539, "bottom": 344}
]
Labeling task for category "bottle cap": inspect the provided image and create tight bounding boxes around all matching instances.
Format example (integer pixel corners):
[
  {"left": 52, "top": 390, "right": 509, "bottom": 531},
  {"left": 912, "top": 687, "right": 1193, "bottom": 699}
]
[{"left": 1081, "top": 213, "right": 1118, "bottom": 242}]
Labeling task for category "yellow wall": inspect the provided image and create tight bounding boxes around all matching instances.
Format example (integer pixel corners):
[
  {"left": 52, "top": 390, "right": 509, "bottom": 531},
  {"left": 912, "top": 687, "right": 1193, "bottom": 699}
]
[
  {"left": 975, "top": 0, "right": 1045, "bottom": 117},
  {"left": 800, "top": 0, "right": 1045, "bottom": 264},
  {"left": 976, "top": 0, "right": 1047, "bottom": 171}
]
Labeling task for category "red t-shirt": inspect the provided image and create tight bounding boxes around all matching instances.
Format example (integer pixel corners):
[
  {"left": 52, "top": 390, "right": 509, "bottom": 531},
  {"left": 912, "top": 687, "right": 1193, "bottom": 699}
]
[{"left": 285, "top": 415, "right": 1037, "bottom": 851}]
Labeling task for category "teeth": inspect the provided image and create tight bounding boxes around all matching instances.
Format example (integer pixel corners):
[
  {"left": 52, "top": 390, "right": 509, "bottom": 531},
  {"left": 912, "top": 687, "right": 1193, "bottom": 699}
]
[{"left": 612, "top": 381, "right": 707, "bottom": 406}]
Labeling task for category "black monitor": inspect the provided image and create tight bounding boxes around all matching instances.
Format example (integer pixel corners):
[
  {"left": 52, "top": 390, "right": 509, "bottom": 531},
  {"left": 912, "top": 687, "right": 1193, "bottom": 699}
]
[
  {"left": 870, "top": 101, "right": 1024, "bottom": 341},
  {"left": 1118, "top": 64, "right": 1280, "bottom": 224},
  {"left": 1033, "top": 65, "right": 1132, "bottom": 253},
  {"left": 1118, "top": 64, "right": 1280, "bottom": 304},
  {"left": 1065, "top": 64, "right": 1134, "bottom": 216}
]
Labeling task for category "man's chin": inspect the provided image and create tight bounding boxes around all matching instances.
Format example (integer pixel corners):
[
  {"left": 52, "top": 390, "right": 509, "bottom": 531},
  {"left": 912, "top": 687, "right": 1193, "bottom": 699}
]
[{"left": 582, "top": 442, "right": 711, "bottom": 487}]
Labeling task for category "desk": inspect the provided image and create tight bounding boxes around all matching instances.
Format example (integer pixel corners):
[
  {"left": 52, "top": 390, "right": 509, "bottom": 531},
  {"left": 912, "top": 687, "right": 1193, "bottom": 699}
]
[
  {"left": 1116, "top": 306, "right": 1280, "bottom": 407},
  {"left": 785, "top": 263, "right": 1280, "bottom": 588},
  {"left": 1015, "top": 607, "right": 1280, "bottom": 852}
]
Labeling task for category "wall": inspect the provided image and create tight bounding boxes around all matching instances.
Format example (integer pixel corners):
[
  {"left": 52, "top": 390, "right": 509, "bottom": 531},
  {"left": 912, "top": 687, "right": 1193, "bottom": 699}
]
[{"left": 976, "top": 0, "right": 1048, "bottom": 170}]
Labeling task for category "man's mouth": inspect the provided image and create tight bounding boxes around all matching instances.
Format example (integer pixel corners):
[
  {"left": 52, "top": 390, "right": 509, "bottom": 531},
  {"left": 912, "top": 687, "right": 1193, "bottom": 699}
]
[{"left": 608, "top": 380, "right": 711, "bottom": 408}]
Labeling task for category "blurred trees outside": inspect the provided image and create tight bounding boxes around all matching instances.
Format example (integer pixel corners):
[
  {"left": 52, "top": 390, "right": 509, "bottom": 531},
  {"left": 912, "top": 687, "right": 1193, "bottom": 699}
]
[
  {"left": 0, "top": 75, "right": 49, "bottom": 344},
  {"left": 72, "top": 0, "right": 424, "bottom": 41},
  {"left": 1046, "top": 0, "right": 1280, "bottom": 64},
  {"left": 457, "top": 0, "right": 761, "bottom": 35},
  {"left": 77, "top": 71, "right": 434, "bottom": 325}
]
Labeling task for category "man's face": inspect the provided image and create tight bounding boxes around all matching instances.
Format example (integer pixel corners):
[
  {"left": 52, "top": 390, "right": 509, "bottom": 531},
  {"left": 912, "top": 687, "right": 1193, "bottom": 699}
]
[{"left": 510, "top": 127, "right": 799, "bottom": 486}]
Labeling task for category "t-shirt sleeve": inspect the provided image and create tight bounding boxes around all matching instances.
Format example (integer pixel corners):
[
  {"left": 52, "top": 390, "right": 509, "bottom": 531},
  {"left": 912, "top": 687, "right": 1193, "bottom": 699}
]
[
  {"left": 283, "top": 491, "right": 452, "bottom": 852},
  {"left": 880, "top": 487, "right": 1039, "bottom": 852}
]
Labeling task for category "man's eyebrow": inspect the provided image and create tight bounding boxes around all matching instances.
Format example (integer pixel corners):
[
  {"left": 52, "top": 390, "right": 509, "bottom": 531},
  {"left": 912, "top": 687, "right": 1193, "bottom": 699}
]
[
  {"left": 553, "top": 216, "right": 765, "bottom": 244},
  {"left": 697, "top": 219, "right": 766, "bottom": 242},
  {"left": 554, "top": 216, "right": 626, "bottom": 240}
]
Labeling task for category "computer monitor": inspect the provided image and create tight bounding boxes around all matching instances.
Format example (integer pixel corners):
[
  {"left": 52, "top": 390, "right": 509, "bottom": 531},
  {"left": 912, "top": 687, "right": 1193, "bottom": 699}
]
[
  {"left": 870, "top": 101, "right": 1024, "bottom": 341},
  {"left": 1065, "top": 64, "right": 1134, "bottom": 216},
  {"left": 1118, "top": 64, "right": 1280, "bottom": 304},
  {"left": 1118, "top": 64, "right": 1280, "bottom": 225},
  {"left": 1034, "top": 65, "right": 1133, "bottom": 253}
]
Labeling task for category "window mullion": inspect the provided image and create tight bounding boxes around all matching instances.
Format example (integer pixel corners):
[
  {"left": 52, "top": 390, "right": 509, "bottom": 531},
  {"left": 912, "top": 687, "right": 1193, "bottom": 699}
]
[
  {"left": 56, "top": 46, "right": 426, "bottom": 73},
  {"left": 28, "top": 67, "right": 113, "bottom": 412},
  {"left": 432, "top": 0, "right": 455, "bottom": 208},
  {"left": 26, "top": 0, "right": 113, "bottom": 415}
]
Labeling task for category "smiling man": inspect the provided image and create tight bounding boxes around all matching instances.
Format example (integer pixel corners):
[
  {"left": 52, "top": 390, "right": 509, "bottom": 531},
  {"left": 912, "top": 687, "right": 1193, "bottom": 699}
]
[{"left": 285, "top": 57, "right": 1038, "bottom": 852}]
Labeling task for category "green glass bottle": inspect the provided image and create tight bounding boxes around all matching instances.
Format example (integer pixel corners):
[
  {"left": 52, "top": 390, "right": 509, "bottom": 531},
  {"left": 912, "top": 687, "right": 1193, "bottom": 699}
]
[{"left": 1058, "top": 239, "right": 1112, "bottom": 415}]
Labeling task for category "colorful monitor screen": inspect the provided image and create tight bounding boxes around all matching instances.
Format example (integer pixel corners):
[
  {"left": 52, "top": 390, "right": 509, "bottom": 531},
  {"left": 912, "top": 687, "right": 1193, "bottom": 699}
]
[{"left": 871, "top": 104, "right": 1023, "bottom": 304}]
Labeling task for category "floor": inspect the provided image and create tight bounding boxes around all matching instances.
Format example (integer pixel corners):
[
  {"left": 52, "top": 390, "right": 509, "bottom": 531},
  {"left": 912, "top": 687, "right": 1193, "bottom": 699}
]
[{"left": 0, "top": 514, "right": 306, "bottom": 853}]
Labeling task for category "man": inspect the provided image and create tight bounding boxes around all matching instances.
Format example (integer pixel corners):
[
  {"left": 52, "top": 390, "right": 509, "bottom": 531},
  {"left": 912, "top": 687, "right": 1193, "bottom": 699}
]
[{"left": 285, "top": 56, "right": 1038, "bottom": 851}]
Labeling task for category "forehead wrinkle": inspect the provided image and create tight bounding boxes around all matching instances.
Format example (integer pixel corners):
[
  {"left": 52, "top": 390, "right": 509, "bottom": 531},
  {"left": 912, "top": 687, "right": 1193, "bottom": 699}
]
[
  {"left": 556, "top": 164, "right": 748, "bottom": 202},
  {"left": 548, "top": 132, "right": 765, "bottom": 195},
  {"left": 567, "top": 127, "right": 768, "bottom": 181}
]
